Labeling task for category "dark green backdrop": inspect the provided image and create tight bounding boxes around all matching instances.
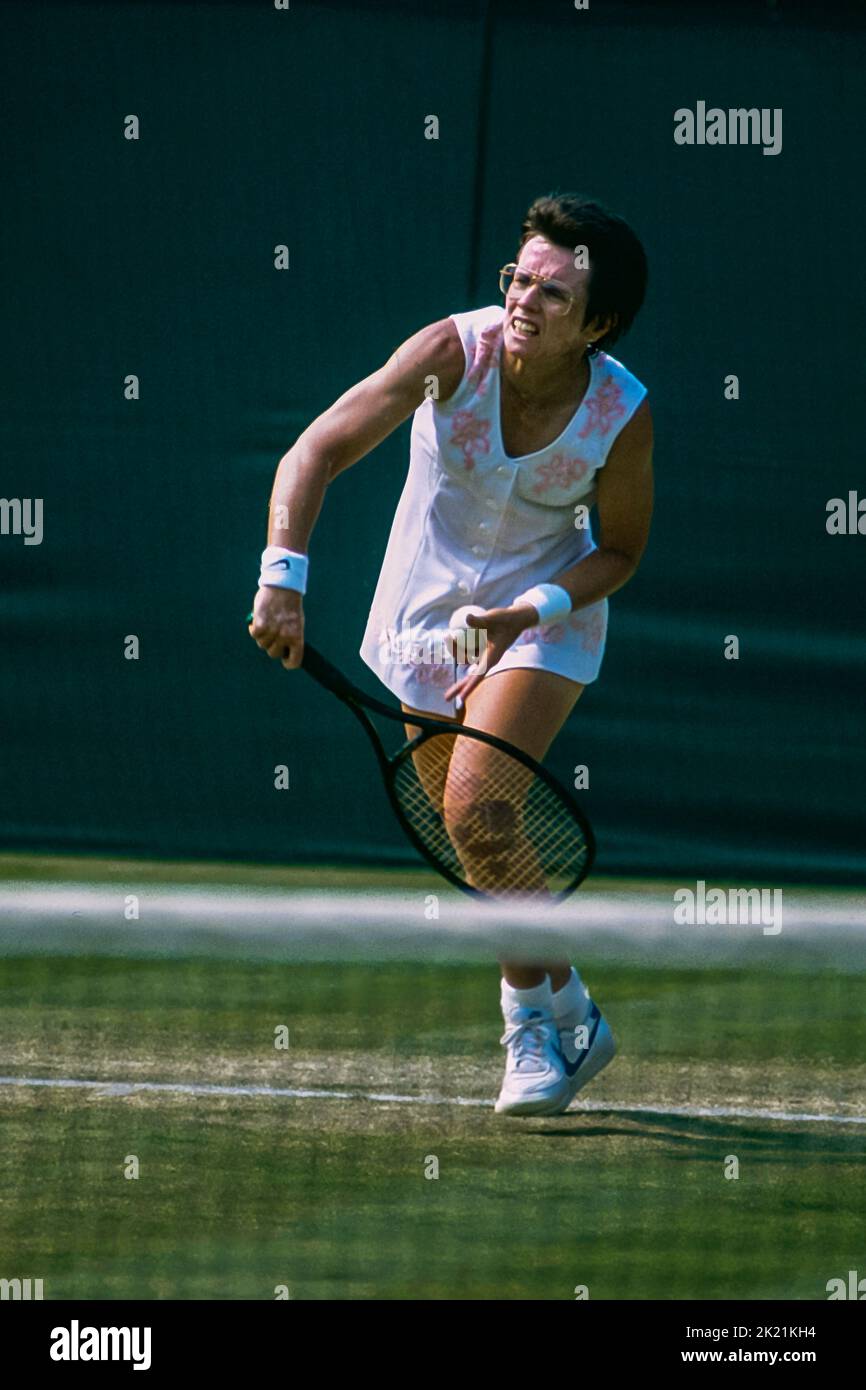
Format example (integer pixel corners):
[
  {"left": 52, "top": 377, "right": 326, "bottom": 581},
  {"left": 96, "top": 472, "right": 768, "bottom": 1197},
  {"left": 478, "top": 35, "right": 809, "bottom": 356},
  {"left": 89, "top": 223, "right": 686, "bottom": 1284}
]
[{"left": 2, "top": 0, "right": 864, "bottom": 881}]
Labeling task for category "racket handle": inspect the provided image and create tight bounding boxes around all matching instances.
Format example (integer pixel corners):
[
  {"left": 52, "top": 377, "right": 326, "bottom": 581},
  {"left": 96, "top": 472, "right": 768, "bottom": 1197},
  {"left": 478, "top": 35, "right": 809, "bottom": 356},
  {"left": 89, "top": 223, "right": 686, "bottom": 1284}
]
[{"left": 297, "top": 642, "right": 361, "bottom": 698}]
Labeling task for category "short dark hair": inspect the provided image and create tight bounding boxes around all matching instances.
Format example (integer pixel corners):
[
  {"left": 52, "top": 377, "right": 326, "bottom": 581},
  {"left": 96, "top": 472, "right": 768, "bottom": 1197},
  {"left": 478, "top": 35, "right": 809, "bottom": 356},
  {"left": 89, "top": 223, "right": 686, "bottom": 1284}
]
[{"left": 518, "top": 193, "right": 648, "bottom": 355}]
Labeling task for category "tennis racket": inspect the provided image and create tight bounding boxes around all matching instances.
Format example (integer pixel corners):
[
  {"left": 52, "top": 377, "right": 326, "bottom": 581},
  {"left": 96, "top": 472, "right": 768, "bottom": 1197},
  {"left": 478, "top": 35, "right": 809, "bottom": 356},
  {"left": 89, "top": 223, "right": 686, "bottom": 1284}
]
[{"left": 247, "top": 618, "right": 595, "bottom": 903}]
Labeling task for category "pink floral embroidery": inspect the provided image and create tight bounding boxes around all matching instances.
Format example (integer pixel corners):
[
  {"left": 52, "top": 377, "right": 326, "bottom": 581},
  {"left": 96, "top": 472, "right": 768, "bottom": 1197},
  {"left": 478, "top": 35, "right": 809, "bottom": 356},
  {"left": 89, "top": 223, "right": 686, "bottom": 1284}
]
[
  {"left": 528, "top": 452, "right": 591, "bottom": 497},
  {"left": 577, "top": 377, "right": 626, "bottom": 439},
  {"left": 450, "top": 409, "right": 491, "bottom": 471},
  {"left": 514, "top": 605, "right": 606, "bottom": 653},
  {"left": 515, "top": 622, "right": 567, "bottom": 646},
  {"left": 412, "top": 662, "right": 453, "bottom": 687},
  {"left": 466, "top": 322, "right": 502, "bottom": 386},
  {"left": 569, "top": 606, "right": 606, "bottom": 653}
]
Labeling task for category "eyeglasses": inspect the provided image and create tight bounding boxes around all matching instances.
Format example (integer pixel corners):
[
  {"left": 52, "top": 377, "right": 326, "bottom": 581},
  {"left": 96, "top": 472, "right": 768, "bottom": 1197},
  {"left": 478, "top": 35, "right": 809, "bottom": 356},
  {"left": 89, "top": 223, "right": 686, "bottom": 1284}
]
[{"left": 498, "top": 263, "right": 580, "bottom": 317}]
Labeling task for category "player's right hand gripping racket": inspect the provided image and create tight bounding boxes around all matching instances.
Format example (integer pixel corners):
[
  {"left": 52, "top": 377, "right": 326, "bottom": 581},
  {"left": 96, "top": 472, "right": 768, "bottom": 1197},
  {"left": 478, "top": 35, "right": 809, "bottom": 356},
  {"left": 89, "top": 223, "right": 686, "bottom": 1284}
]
[{"left": 248, "top": 623, "right": 595, "bottom": 903}]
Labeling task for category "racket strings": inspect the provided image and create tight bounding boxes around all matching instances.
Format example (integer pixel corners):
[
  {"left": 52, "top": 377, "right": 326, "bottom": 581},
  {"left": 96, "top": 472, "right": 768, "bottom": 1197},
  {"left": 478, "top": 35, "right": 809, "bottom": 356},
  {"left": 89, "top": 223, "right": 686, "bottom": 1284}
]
[
  {"left": 393, "top": 731, "right": 588, "bottom": 900},
  {"left": 399, "top": 753, "right": 578, "bottom": 897}
]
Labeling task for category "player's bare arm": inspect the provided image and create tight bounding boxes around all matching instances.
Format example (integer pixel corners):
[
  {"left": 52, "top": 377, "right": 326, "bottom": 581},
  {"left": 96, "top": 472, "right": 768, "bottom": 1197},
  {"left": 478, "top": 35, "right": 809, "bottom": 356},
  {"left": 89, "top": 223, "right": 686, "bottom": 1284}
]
[
  {"left": 551, "top": 394, "right": 654, "bottom": 607},
  {"left": 249, "top": 318, "right": 465, "bottom": 667}
]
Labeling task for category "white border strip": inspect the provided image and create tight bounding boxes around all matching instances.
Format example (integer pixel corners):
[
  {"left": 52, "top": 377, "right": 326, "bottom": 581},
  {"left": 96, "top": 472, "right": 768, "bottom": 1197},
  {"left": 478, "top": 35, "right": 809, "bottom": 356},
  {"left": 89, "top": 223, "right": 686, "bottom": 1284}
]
[{"left": 1, "top": 883, "right": 865, "bottom": 965}]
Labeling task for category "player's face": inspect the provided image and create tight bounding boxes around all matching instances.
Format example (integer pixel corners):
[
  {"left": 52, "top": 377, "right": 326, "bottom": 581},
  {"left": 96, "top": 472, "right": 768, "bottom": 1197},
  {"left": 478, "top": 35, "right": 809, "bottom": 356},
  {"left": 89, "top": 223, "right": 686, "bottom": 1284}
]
[{"left": 503, "top": 235, "right": 601, "bottom": 362}]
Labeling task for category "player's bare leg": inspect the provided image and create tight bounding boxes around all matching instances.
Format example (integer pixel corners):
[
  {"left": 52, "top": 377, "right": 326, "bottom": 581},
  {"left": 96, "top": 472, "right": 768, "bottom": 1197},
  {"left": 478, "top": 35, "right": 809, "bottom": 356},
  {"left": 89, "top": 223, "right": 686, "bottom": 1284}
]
[
  {"left": 402, "top": 671, "right": 612, "bottom": 1115},
  {"left": 401, "top": 701, "right": 464, "bottom": 818},
  {"left": 459, "top": 666, "right": 613, "bottom": 1115},
  {"left": 461, "top": 665, "right": 583, "bottom": 989}
]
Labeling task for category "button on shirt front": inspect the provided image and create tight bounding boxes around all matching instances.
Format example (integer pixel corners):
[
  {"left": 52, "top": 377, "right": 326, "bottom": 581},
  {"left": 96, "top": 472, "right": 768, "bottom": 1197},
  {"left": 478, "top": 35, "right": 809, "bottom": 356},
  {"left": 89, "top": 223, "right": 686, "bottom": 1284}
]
[{"left": 359, "top": 305, "right": 648, "bottom": 716}]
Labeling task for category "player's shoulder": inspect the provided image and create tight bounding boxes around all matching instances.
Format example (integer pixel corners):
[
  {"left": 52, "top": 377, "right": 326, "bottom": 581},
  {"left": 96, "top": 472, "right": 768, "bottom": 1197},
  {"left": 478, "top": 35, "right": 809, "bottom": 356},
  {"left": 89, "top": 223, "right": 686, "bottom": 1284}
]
[
  {"left": 596, "top": 346, "right": 648, "bottom": 399},
  {"left": 421, "top": 314, "right": 467, "bottom": 367},
  {"left": 398, "top": 315, "right": 469, "bottom": 403},
  {"left": 593, "top": 350, "right": 652, "bottom": 459},
  {"left": 395, "top": 316, "right": 464, "bottom": 372},
  {"left": 393, "top": 307, "right": 502, "bottom": 405}
]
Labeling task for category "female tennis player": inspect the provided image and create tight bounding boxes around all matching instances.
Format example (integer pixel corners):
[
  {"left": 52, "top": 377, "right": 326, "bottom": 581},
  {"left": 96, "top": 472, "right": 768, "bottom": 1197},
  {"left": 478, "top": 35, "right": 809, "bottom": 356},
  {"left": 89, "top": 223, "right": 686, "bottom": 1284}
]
[{"left": 249, "top": 193, "right": 652, "bottom": 1116}]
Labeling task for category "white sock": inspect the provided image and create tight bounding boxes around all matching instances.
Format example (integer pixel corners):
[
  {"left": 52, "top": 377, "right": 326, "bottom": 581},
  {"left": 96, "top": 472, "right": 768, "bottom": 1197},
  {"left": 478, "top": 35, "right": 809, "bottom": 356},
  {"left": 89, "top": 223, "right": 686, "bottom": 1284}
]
[
  {"left": 501, "top": 975, "right": 554, "bottom": 1018},
  {"left": 550, "top": 966, "right": 591, "bottom": 1024}
]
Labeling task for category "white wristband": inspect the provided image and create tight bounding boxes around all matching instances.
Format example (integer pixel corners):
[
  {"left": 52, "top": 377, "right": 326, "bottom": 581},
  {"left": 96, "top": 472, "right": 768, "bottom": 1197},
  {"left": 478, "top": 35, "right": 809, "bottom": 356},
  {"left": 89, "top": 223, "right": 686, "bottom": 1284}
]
[
  {"left": 512, "top": 582, "right": 572, "bottom": 624},
  {"left": 259, "top": 546, "right": 308, "bottom": 595}
]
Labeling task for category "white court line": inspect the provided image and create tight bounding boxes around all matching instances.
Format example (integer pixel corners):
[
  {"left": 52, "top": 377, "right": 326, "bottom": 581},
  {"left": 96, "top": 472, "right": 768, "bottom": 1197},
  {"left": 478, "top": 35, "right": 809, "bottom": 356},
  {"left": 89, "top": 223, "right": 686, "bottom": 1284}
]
[{"left": 1, "top": 1074, "right": 864, "bottom": 1127}]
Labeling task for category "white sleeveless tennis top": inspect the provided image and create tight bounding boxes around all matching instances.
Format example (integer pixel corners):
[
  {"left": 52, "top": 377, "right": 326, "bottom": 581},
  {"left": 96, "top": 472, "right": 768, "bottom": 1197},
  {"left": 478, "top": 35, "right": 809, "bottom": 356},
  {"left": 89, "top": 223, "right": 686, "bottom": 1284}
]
[{"left": 359, "top": 304, "right": 648, "bottom": 715}]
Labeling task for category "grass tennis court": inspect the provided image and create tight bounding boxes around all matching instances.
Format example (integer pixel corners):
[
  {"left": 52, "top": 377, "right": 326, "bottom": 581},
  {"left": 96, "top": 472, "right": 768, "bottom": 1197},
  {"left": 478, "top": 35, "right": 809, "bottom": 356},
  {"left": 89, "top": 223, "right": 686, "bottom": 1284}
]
[{"left": 1, "top": 855, "right": 864, "bottom": 1300}]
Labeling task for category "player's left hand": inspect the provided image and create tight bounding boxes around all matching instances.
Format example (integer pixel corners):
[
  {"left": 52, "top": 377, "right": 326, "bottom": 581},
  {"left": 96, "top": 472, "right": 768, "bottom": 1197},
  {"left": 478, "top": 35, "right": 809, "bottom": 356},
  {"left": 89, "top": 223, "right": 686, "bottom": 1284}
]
[{"left": 444, "top": 604, "right": 537, "bottom": 709}]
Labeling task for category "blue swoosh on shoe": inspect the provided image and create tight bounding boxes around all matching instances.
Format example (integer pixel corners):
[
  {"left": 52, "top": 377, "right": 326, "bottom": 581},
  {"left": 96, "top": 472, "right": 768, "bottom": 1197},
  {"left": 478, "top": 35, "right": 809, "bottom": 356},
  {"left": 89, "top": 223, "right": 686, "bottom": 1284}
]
[{"left": 557, "top": 1003, "right": 601, "bottom": 1077}]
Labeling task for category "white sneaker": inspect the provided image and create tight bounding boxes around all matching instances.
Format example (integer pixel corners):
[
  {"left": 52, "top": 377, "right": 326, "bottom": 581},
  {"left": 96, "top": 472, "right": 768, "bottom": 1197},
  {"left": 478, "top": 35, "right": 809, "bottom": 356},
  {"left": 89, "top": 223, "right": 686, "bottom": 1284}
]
[
  {"left": 494, "top": 1005, "right": 571, "bottom": 1116},
  {"left": 553, "top": 1000, "right": 616, "bottom": 1113}
]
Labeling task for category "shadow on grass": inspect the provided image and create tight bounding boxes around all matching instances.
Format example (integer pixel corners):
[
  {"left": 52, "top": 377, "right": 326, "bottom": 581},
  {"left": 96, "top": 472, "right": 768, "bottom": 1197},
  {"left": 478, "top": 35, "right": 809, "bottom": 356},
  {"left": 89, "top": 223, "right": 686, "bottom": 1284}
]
[{"left": 521, "top": 1111, "right": 866, "bottom": 1165}]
